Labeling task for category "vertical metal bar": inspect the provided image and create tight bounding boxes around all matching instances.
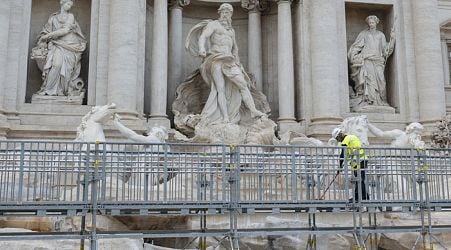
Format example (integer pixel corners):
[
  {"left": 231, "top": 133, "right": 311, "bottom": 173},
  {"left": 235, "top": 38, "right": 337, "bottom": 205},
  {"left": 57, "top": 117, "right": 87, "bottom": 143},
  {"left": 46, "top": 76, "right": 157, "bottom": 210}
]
[
  {"left": 163, "top": 144, "right": 168, "bottom": 202},
  {"left": 17, "top": 142, "right": 25, "bottom": 202},
  {"left": 80, "top": 142, "right": 90, "bottom": 250},
  {"left": 90, "top": 141, "right": 100, "bottom": 250},
  {"left": 291, "top": 147, "right": 297, "bottom": 201},
  {"left": 411, "top": 149, "right": 417, "bottom": 206},
  {"left": 100, "top": 142, "right": 107, "bottom": 202}
]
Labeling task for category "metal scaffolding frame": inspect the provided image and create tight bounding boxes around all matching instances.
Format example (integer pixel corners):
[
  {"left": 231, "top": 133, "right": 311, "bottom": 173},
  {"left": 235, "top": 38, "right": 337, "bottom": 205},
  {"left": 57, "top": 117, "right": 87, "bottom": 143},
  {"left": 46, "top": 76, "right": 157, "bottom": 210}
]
[{"left": 0, "top": 140, "right": 450, "bottom": 249}]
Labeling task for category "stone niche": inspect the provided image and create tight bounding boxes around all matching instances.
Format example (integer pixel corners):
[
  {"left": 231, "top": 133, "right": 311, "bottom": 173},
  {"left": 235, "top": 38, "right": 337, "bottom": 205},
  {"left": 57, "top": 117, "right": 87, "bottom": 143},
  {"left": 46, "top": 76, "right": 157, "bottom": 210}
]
[
  {"left": 25, "top": 0, "right": 91, "bottom": 104},
  {"left": 345, "top": 3, "right": 399, "bottom": 113}
]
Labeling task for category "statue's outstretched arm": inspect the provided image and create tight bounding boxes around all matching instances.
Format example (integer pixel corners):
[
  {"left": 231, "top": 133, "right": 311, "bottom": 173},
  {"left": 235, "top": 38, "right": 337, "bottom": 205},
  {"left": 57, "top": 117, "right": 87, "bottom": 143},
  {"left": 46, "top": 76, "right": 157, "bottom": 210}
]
[
  {"left": 368, "top": 122, "right": 402, "bottom": 139},
  {"left": 113, "top": 116, "right": 149, "bottom": 143}
]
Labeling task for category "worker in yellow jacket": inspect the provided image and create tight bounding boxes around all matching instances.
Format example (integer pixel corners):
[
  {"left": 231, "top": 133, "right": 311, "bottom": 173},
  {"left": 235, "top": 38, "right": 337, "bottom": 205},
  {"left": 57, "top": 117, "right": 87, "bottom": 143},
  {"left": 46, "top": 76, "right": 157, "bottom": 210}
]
[{"left": 332, "top": 128, "right": 369, "bottom": 201}]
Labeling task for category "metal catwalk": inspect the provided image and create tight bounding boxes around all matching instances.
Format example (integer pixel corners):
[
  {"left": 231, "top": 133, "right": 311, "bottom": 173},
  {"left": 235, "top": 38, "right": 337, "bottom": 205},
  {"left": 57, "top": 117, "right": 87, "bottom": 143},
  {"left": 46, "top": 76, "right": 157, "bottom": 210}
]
[{"left": 0, "top": 141, "right": 450, "bottom": 249}]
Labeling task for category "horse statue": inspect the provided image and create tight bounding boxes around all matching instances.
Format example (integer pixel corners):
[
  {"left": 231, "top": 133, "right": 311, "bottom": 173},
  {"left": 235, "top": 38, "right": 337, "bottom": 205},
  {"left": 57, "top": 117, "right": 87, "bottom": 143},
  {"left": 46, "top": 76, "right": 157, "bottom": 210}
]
[
  {"left": 329, "top": 115, "right": 370, "bottom": 146},
  {"left": 75, "top": 103, "right": 117, "bottom": 142}
]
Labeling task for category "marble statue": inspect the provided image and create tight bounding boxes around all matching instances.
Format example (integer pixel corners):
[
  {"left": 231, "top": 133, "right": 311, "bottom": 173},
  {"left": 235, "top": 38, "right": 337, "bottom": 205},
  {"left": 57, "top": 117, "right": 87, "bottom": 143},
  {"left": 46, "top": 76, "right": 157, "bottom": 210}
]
[
  {"left": 275, "top": 131, "right": 323, "bottom": 146},
  {"left": 113, "top": 114, "right": 168, "bottom": 144},
  {"left": 368, "top": 122, "right": 425, "bottom": 148},
  {"left": 174, "top": 3, "right": 276, "bottom": 144},
  {"left": 348, "top": 15, "right": 395, "bottom": 112},
  {"left": 329, "top": 115, "right": 370, "bottom": 146},
  {"left": 75, "top": 103, "right": 116, "bottom": 143},
  {"left": 188, "top": 3, "right": 265, "bottom": 124},
  {"left": 31, "top": 0, "right": 87, "bottom": 104}
]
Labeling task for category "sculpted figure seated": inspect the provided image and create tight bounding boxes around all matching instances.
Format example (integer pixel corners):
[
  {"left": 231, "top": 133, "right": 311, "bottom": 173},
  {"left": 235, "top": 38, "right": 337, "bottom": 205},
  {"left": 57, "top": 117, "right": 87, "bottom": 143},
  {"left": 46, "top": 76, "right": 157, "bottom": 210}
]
[
  {"left": 368, "top": 122, "right": 425, "bottom": 149},
  {"left": 173, "top": 3, "right": 275, "bottom": 144}
]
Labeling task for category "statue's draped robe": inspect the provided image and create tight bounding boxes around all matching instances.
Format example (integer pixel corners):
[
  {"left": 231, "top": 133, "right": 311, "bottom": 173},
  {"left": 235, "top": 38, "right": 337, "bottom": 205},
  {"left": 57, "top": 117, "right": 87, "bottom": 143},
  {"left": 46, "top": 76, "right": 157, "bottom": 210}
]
[
  {"left": 38, "top": 13, "right": 86, "bottom": 96},
  {"left": 185, "top": 20, "right": 254, "bottom": 126},
  {"left": 348, "top": 29, "right": 394, "bottom": 106}
]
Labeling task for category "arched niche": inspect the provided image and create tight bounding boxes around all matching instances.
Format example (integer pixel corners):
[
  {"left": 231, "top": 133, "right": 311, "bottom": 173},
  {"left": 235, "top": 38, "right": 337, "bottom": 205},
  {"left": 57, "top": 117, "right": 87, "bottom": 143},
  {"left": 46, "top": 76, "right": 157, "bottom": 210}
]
[
  {"left": 25, "top": 0, "right": 91, "bottom": 104},
  {"left": 345, "top": 2, "right": 398, "bottom": 113}
]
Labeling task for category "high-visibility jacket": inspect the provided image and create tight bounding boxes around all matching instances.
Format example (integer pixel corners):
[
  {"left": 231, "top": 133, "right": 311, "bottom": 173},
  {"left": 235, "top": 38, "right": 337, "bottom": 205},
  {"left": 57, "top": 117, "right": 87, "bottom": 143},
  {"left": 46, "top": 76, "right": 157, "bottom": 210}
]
[{"left": 341, "top": 134, "right": 367, "bottom": 169}]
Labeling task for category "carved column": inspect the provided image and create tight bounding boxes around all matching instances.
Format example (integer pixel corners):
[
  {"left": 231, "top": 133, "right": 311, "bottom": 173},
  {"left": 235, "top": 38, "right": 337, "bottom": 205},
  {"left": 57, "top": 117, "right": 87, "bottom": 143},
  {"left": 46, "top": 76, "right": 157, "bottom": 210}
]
[
  {"left": 0, "top": 0, "right": 10, "bottom": 138},
  {"left": 149, "top": 0, "right": 170, "bottom": 127},
  {"left": 243, "top": 0, "right": 264, "bottom": 91},
  {"left": 276, "top": 0, "right": 297, "bottom": 132},
  {"left": 412, "top": 0, "right": 446, "bottom": 125},
  {"left": 168, "top": 0, "right": 189, "bottom": 123},
  {"left": 309, "top": 0, "right": 341, "bottom": 133},
  {"left": 441, "top": 34, "right": 450, "bottom": 86},
  {"left": 108, "top": 0, "right": 141, "bottom": 117}
]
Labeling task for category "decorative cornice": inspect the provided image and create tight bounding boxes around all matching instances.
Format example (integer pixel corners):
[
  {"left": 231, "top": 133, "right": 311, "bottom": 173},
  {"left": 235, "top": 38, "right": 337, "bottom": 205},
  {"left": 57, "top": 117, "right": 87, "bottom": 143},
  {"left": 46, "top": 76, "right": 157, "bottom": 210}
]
[
  {"left": 275, "top": 0, "right": 293, "bottom": 3},
  {"left": 241, "top": 0, "right": 269, "bottom": 12},
  {"left": 169, "top": 0, "right": 190, "bottom": 9}
]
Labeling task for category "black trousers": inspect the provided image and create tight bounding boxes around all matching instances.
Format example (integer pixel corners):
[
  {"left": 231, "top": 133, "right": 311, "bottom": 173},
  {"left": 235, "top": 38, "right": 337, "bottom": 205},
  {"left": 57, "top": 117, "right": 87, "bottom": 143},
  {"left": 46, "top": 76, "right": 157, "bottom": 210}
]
[{"left": 353, "top": 160, "right": 369, "bottom": 200}]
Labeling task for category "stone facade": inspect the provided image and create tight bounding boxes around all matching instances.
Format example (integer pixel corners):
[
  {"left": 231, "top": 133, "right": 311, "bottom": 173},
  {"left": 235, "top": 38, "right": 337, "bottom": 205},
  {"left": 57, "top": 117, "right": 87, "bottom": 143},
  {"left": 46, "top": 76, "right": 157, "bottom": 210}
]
[{"left": 0, "top": 0, "right": 451, "bottom": 142}]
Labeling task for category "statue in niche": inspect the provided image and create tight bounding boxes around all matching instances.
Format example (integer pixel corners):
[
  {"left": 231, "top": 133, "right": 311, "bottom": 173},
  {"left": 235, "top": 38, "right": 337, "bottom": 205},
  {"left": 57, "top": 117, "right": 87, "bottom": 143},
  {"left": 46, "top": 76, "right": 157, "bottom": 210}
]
[
  {"left": 348, "top": 15, "right": 395, "bottom": 112},
  {"left": 31, "top": 0, "right": 87, "bottom": 104},
  {"left": 173, "top": 3, "right": 276, "bottom": 144}
]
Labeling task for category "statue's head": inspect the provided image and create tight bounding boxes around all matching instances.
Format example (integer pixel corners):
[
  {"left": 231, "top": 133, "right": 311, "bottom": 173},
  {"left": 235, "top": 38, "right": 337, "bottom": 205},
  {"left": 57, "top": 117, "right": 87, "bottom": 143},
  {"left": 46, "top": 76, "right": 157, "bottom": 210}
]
[
  {"left": 60, "top": 0, "right": 73, "bottom": 10},
  {"left": 218, "top": 3, "right": 233, "bottom": 27},
  {"left": 218, "top": 3, "right": 233, "bottom": 14},
  {"left": 365, "top": 15, "right": 379, "bottom": 29},
  {"left": 406, "top": 122, "right": 424, "bottom": 135}
]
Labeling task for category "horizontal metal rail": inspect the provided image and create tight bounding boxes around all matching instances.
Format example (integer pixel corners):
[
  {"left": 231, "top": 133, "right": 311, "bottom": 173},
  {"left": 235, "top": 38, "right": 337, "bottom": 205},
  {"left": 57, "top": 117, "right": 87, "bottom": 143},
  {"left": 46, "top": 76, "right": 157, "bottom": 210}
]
[{"left": 0, "top": 140, "right": 450, "bottom": 248}]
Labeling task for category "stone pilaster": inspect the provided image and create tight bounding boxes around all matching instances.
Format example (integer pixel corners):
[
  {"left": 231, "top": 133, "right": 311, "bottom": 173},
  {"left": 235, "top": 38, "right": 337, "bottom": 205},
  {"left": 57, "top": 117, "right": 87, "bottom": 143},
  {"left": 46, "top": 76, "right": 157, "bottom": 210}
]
[
  {"left": 412, "top": 0, "right": 446, "bottom": 126},
  {"left": 168, "top": 0, "right": 189, "bottom": 124},
  {"left": 441, "top": 34, "right": 450, "bottom": 86},
  {"left": 107, "top": 0, "right": 141, "bottom": 118},
  {"left": 242, "top": 0, "right": 264, "bottom": 91},
  {"left": 276, "top": 0, "right": 298, "bottom": 132},
  {"left": 149, "top": 0, "right": 170, "bottom": 128},
  {"left": 0, "top": 0, "right": 10, "bottom": 138},
  {"left": 309, "top": 0, "right": 342, "bottom": 135}
]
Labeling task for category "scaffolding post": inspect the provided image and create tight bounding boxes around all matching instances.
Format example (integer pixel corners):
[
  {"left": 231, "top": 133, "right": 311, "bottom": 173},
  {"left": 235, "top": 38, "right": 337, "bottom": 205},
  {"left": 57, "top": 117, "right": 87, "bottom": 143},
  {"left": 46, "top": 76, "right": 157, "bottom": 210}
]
[
  {"left": 229, "top": 144, "right": 240, "bottom": 250},
  {"left": 88, "top": 142, "right": 101, "bottom": 250},
  {"left": 80, "top": 142, "right": 91, "bottom": 250},
  {"left": 306, "top": 157, "right": 317, "bottom": 250},
  {"left": 198, "top": 159, "right": 208, "bottom": 250}
]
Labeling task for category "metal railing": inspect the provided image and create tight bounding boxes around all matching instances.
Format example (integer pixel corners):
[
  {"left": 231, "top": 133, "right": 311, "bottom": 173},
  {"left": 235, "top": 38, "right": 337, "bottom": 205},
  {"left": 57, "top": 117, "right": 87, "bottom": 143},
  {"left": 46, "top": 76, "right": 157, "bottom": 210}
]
[{"left": 0, "top": 140, "right": 450, "bottom": 249}]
